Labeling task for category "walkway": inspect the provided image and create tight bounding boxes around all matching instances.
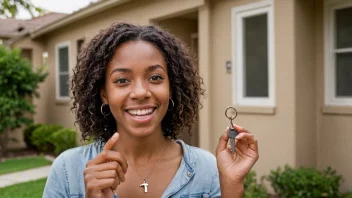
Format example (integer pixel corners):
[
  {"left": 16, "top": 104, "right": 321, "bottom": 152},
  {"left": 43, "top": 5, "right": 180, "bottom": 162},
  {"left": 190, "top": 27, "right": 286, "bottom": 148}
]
[
  {"left": 0, "top": 166, "right": 52, "bottom": 188},
  {"left": 0, "top": 155, "right": 54, "bottom": 188}
]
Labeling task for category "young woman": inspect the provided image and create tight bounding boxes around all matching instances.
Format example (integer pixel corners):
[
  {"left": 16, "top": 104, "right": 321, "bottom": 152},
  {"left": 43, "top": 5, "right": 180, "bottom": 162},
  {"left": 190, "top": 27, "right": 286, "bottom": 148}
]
[{"left": 43, "top": 23, "right": 259, "bottom": 198}]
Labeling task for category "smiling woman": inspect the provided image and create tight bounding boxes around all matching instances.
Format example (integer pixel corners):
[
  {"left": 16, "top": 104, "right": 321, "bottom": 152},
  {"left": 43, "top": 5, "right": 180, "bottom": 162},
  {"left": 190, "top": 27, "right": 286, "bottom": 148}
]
[{"left": 42, "top": 23, "right": 259, "bottom": 198}]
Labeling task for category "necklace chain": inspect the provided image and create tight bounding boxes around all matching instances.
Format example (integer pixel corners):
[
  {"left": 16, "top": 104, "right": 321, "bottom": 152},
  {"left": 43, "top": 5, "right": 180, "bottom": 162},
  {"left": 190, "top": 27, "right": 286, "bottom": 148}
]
[{"left": 127, "top": 141, "right": 168, "bottom": 181}]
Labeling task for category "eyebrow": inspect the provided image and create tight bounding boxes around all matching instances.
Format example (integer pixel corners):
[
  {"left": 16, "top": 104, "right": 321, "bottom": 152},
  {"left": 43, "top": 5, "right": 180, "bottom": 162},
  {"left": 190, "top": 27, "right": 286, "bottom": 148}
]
[
  {"left": 109, "top": 64, "right": 166, "bottom": 76},
  {"left": 109, "top": 68, "right": 132, "bottom": 76},
  {"left": 147, "top": 64, "right": 166, "bottom": 72}
]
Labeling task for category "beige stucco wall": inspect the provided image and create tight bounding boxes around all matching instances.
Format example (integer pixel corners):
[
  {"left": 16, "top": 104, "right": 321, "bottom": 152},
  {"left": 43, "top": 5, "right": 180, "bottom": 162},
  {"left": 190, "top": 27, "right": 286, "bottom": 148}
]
[
  {"left": 315, "top": 0, "right": 352, "bottom": 190},
  {"left": 154, "top": 18, "right": 198, "bottom": 52},
  {"left": 294, "top": 0, "right": 317, "bottom": 167},
  {"left": 210, "top": 0, "right": 297, "bottom": 180}
]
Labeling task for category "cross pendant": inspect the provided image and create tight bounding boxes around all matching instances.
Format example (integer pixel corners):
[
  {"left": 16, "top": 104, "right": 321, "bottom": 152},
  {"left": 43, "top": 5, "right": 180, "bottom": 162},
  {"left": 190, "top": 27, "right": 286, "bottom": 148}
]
[{"left": 140, "top": 179, "right": 149, "bottom": 193}]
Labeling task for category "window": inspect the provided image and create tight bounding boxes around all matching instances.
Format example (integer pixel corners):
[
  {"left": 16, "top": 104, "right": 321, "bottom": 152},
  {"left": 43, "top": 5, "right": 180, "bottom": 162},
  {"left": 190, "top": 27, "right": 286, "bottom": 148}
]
[
  {"left": 232, "top": 0, "right": 275, "bottom": 107},
  {"left": 325, "top": 0, "right": 352, "bottom": 106},
  {"left": 55, "top": 42, "right": 70, "bottom": 100}
]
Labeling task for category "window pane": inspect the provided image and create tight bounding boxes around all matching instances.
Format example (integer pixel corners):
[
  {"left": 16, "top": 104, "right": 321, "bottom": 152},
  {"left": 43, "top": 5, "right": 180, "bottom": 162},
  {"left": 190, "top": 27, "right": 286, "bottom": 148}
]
[
  {"left": 59, "top": 74, "right": 69, "bottom": 97},
  {"left": 244, "top": 13, "right": 268, "bottom": 97},
  {"left": 59, "top": 47, "right": 69, "bottom": 72},
  {"left": 336, "top": 52, "right": 352, "bottom": 97},
  {"left": 335, "top": 7, "right": 352, "bottom": 49}
]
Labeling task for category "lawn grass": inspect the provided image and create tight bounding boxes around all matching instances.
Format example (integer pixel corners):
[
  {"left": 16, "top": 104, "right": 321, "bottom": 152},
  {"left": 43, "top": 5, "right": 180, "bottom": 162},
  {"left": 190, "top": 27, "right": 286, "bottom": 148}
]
[
  {"left": 0, "top": 178, "right": 47, "bottom": 198},
  {"left": 0, "top": 156, "right": 52, "bottom": 175}
]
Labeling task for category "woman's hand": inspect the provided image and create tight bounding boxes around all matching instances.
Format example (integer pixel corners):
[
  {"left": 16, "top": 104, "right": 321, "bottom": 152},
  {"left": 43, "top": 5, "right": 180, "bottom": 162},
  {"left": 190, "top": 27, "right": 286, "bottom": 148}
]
[
  {"left": 84, "top": 133, "right": 128, "bottom": 198},
  {"left": 215, "top": 124, "right": 259, "bottom": 197}
]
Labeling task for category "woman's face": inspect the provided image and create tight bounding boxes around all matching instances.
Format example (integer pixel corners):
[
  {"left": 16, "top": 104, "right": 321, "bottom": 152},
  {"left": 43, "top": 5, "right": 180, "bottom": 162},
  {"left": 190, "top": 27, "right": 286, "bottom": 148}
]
[{"left": 101, "top": 40, "right": 170, "bottom": 137}]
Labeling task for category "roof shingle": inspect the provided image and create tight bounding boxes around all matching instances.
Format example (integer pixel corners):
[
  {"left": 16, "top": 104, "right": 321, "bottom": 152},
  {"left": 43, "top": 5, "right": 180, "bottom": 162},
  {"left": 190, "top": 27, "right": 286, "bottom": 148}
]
[{"left": 0, "top": 13, "right": 67, "bottom": 39}]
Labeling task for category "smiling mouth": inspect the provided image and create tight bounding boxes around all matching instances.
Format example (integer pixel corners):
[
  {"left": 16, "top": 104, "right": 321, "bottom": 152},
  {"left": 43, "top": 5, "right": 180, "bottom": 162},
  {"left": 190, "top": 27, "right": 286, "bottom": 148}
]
[{"left": 126, "top": 108, "right": 156, "bottom": 116}]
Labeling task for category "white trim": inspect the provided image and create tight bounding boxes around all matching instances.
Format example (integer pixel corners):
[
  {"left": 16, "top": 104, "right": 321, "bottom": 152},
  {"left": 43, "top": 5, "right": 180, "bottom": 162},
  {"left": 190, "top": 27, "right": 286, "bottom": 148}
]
[
  {"left": 55, "top": 41, "right": 71, "bottom": 101},
  {"left": 324, "top": 0, "right": 352, "bottom": 106},
  {"left": 334, "top": 48, "right": 352, "bottom": 53},
  {"left": 231, "top": 0, "right": 275, "bottom": 107}
]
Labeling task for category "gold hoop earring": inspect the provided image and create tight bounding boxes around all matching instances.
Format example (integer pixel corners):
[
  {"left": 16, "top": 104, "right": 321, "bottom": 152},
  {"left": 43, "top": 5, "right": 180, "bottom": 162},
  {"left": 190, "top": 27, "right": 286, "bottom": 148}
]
[
  {"left": 101, "top": 104, "right": 111, "bottom": 117},
  {"left": 168, "top": 98, "right": 175, "bottom": 111}
]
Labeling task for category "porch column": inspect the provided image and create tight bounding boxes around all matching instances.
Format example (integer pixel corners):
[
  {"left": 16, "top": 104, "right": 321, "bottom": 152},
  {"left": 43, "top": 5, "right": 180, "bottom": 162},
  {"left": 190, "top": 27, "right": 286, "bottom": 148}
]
[{"left": 198, "top": 1, "right": 211, "bottom": 151}]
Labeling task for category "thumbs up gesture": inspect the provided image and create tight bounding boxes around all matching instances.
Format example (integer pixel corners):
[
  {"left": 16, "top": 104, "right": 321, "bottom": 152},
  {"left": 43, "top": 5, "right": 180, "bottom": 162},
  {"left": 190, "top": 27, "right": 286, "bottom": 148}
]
[{"left": 84, "top": 133, "right": 128, "bottom": 198}]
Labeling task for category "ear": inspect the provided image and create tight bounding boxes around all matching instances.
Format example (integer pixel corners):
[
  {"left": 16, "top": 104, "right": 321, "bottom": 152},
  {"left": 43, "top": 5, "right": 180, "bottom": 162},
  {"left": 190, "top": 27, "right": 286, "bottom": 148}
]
[{"left": 100, "top": 86, "right": 108, "bottom": 104}]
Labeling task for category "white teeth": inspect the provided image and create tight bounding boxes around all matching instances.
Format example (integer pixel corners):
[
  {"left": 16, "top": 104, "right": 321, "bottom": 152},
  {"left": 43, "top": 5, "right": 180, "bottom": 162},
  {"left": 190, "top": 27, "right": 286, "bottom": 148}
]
[{"left": 128, "top": 108, "right": 154, "bottom": 116}]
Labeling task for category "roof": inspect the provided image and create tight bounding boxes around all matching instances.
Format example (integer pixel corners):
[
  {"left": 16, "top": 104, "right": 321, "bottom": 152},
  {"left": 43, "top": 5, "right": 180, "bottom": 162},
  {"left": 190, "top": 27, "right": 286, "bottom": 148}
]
[
  {"left": 30, "top": 0, "right": 131, "bottom": 39},
  {"left": 0, "top": 13, "right": 67, "bottom": 39}
]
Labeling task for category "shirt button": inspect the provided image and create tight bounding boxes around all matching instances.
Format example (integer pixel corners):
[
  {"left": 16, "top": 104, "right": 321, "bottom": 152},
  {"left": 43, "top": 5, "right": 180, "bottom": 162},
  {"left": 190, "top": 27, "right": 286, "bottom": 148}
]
[{"left": 187, "top": 171, "right": 192, "bottom": 177}]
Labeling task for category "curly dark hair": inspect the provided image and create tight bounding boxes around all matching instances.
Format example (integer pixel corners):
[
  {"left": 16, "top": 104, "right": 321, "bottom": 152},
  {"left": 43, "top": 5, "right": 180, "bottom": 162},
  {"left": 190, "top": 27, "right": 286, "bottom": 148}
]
[{"left": 71, "top": 22, "right": 205, "bottom": 142}]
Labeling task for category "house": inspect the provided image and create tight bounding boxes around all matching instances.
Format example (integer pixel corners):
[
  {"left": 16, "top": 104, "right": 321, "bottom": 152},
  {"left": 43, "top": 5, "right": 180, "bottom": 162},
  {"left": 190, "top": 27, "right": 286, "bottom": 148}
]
[{"left": 7, "top": 0, "right": 352, "bottom": 191}]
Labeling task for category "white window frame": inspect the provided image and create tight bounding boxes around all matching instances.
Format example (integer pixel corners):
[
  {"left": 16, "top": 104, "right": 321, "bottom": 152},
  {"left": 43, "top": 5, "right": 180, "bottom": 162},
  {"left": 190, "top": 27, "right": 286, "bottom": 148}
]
[
  {"left": 231, "top": 0, "right": 275, "bottom": 107},
  {"left": 55, "top": 41, "right": 70, "bottom": 101},
  {"left": 324, "top": 0, "right": 352, "bottom": 106}
]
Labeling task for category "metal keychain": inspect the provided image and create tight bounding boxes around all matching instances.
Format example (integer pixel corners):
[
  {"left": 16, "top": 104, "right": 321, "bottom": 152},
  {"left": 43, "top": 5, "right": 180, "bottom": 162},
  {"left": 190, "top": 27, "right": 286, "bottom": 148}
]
[{"left": 225, "top": 107, "right": 239, "bottom": 153}]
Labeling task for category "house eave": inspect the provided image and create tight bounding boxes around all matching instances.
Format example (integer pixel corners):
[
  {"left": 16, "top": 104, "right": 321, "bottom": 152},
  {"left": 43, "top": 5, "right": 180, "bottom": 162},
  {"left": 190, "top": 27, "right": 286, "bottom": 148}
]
[{"left": 30, "top": 0, "right": 131, "bottom": 39}]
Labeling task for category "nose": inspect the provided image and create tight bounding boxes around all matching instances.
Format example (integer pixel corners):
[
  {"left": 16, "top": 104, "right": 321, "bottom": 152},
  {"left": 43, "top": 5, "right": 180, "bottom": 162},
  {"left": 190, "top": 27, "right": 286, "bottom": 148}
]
[{"left": 130, "top": 79, "right": 151, "bottom": 100}]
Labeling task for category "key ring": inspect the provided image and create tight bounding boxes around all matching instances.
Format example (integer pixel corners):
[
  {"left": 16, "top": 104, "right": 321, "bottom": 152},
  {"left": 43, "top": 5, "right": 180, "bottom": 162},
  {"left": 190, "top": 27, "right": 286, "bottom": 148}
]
[{"left": 225, "top": 107, "right": 237, "bottom": 128}]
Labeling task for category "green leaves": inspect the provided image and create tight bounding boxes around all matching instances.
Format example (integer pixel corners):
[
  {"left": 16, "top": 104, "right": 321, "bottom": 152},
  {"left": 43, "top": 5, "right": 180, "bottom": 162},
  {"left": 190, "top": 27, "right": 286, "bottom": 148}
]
[
  {"left": 244, "top": 171, "right": 269, "bottom": 198},
  {"left": 0, "top": 0, "right": 45, "bottom": 18},
  {"left": 0, "top": 46, "right": 47, "bottom": 98},
  {"left": 48, "top": 128, "right": 77, "bottom": 155},
  {"left": 266, "top": 165, "right": 344, "bottom": 198},
  {"left": 30, "top": 125, "right": 63, "bottom": 152},
  {"left": 0, "top": 44, "right": 47, "bottom": 142}
]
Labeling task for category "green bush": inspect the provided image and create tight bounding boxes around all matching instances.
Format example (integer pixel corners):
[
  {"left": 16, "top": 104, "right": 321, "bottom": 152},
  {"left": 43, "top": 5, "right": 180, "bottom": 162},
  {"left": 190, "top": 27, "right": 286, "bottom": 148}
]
[
  {"left": 341, "top": 192, "right": 352, "bottom": 198},
  {"left": 244, "top": 171, "right": 269, "bottom": 198},
  {"left": 31, "top": 125, "right": 63, "bottom": 152},
  {"left": 48, "top": 128, "right": 77, "bottom": 155},
  {"left": 266, "top": 165, "right": 343, "bottom": 198},
  {"left": 23, "top": 124, "right": 42, "bottom": 149},
  {"left": 0, "top": 45, "right": 47, "bottom": 158}
]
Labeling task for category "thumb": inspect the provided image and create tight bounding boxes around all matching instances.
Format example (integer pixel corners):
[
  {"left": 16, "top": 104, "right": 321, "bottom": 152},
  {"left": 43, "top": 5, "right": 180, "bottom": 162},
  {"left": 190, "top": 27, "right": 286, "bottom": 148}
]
[
  {"left": 103, "top": 132, "right": 119, "bottom": 151},
  {"left": 216, "top": 127, "right": 229, "bottom": 156}
]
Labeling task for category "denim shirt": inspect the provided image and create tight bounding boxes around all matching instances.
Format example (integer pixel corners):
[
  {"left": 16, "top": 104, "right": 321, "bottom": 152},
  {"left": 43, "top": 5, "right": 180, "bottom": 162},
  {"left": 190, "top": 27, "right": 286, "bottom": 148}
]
[{"left": 43, "top": 140, "right": 221, "bottom": 198}]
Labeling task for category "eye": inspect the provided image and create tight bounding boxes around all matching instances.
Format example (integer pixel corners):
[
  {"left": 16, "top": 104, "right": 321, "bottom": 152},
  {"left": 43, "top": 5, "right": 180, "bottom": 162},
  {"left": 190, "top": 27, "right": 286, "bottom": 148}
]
[
  {"left": 114, "top": 78, "right": 130, "bottom": 85},
  {"left": 149, "top": 75, "right": 164, "bottom": 82}
]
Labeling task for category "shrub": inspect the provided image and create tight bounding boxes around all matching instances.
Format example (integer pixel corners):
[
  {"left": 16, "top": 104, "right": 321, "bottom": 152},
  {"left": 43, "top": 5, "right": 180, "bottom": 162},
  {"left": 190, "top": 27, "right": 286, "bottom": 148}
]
[
  {"left": 244, "top": 171, "right": 269, "bottom": 198},
  {"left": 341, "top": 192, "right": 352, "bottom": 198},
  {"left": 23, "top": 124, "right": 42, "bottom": 149},
  {"left": 266, "top": 165, "right": 343, "bottom": 198},
  {"left": 0, "top": 45, "right": 47, "bottom": 159},
  {"left": 48, "top": 128, "right": 77, "bottom": 155},
  {"left": 31, "top": 125, "right": 63, "bottom": 152}
]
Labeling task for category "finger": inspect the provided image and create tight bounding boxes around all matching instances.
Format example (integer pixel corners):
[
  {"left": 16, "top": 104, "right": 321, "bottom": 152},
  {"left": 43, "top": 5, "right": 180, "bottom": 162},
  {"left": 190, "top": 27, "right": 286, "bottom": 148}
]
[
  {"left": 103, "top": 132, "right": 119, "bottom": 150},
  {"left": 86, "top": 178, "right": 115, "bottom": 191},
  {"left": 227, "top": 143, "right": 245, "bottom": 157},
  {"left": 94, "top": 170, "right": 117, "bottom": 179},
  {"left": 86, "top": 162, "right": 126, "bottom": 183},
  {"left": 85, "top": 161, "right": 119, "bottom": 173},
  {"left": 216, "top": 127, "right": 230, "bottom": 156},
  {"left": 115, "top": 162, "right": 126, "bottom": 182},
  {"left": 111, "top": 177, "right": 120, "bottom": 190},
  {"left": 232, "top": 124, "right": 249, "bottom": 133},
  {"left": 87, "top": 151, "right": 128, "bottom": 174},
  {"left": 235, "top": 132, "right": 258, "bottom": 151}
]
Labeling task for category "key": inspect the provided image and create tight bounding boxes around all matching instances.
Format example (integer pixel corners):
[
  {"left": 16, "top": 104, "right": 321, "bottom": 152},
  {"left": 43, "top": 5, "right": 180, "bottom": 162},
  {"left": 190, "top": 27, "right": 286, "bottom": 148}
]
[
  {"left": 228, "top": 127, "right": 239, "bottom": 153},
  {"left": 225, "top": 107, "right": 239, "bottom": 153}
]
